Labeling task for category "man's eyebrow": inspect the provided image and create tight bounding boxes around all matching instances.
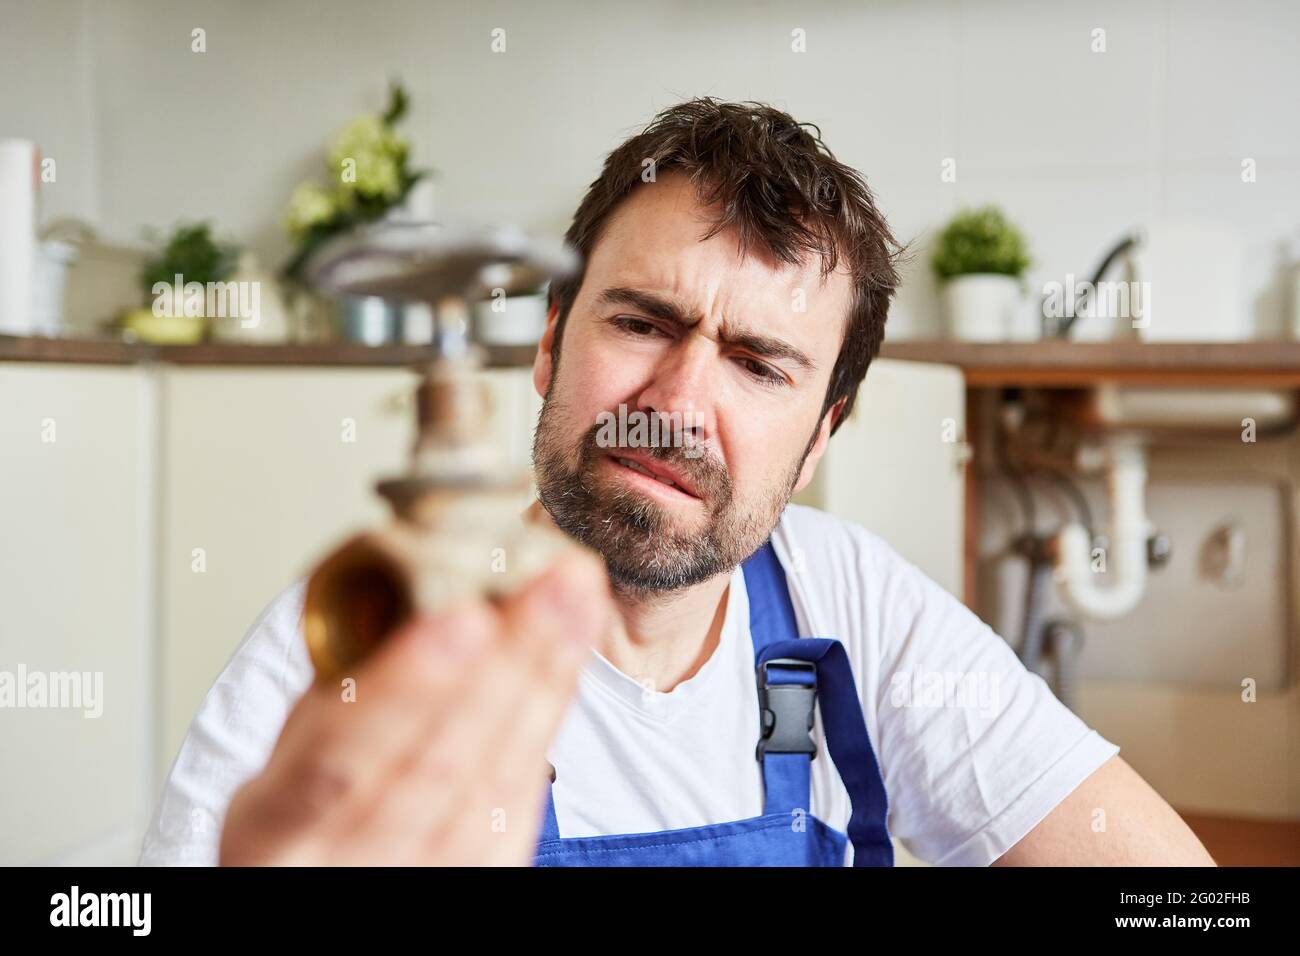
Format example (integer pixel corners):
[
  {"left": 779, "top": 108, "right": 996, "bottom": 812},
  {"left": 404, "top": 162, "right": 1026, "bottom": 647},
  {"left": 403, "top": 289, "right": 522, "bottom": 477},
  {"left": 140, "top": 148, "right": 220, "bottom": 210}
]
[
  {"left": 720, "top": 321, "right": 817, "bottom": 373},
  {"left": 596, "top": 286, "right": 817, "bottom": 372},
  {"left": 598, "top": 287, "right": 700, "bottom": 325}
]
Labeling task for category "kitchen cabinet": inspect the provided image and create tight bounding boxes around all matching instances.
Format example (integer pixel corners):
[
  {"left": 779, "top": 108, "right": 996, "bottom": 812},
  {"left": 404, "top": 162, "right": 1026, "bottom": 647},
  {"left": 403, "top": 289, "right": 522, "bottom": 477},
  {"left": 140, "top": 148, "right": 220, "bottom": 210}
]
[
  {"left": 812, "top": 358, "right": 967, "bottom": 599},
  {"left": 878, "top": 339, "right": 1300, "bottom": 821},
  {"left": 0, "top": 364, "right": 152, "bottom": 865}
]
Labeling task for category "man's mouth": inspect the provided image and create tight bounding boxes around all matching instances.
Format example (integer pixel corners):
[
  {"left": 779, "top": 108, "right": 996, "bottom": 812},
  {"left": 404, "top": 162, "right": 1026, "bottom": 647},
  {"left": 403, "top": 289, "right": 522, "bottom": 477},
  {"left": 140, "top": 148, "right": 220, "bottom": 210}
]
[{"left": 604, "top": 451, "right": 701, "bottom": 501}]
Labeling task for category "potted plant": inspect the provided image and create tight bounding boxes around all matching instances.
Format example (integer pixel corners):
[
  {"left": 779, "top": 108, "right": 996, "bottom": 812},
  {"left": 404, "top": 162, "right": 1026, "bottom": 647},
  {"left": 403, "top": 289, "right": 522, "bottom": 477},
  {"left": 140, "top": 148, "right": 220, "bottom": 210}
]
[
  {"left": 280, "top": 81, "right": 431, "bottom": 342},
  {"left": 932, "top": 206, "right": 1031, "bottom": 341},
  {"left": 120, "top": 221, "right": 239, "bottom": 344}
]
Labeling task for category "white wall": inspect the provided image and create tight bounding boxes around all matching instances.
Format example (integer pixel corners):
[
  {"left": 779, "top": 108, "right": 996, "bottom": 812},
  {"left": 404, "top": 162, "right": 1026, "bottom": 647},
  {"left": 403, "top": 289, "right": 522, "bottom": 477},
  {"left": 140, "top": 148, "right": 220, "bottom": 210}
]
[
  {"left": 3, "top": 0, "right": 1299, "bottom": 336},
  {"left": 0, "top": 0, "right": 99, "bottom": 224}
]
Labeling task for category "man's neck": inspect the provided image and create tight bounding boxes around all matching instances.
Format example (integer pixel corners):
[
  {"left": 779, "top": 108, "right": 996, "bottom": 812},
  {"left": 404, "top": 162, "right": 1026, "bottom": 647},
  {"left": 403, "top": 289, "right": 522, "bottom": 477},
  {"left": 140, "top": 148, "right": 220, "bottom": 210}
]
[{"left": 522, "top": 499, "right": 732, "bottom": 693}]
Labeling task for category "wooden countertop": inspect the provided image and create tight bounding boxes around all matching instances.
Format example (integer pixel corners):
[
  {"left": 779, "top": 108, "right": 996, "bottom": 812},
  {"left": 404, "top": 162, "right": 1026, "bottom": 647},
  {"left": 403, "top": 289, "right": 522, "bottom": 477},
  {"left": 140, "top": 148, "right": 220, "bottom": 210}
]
[
  {"left": 0, "top": 334, "right": 538, "bottom": 369},
  {"left": 7, "top": 334, "right": 1300, "bottom": 385},
  {"left": 1177, "top": 811, "right": 1300, "bottom": 867},
  {"left": 879, "top": 340, "right": 1300, "bottom": 387}
]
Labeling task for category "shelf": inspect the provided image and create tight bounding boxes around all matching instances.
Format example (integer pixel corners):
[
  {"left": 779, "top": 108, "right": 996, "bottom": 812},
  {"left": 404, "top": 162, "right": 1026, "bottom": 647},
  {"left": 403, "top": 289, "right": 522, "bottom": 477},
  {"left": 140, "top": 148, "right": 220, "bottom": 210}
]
[
  {"left": 0, "top": 334, "right": 538, "bottom": 369},
  {"left": 9, "top": 334, "right": 1300, "bottom": 385},
  {"left": 879, "top": 340, "right": 1300, "bottom": 387}
]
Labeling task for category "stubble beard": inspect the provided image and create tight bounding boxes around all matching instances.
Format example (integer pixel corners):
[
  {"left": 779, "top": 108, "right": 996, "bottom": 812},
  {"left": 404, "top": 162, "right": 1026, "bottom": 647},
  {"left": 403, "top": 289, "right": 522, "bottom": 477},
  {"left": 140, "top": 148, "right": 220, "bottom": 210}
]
[{"left": 532, "top": 388, "right": 810, "bottom": 598}]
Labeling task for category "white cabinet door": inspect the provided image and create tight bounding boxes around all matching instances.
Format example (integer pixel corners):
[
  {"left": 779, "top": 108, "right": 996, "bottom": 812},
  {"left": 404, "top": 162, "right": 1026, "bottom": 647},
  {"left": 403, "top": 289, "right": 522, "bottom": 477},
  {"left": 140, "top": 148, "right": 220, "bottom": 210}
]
[
  {"left": 0, "top": 364, "right": 152, "bottom": 864},
  {"left": 157, "top": 366, "right": 541, "bottom": 774},
  {"left": 158, "top": 367, "right": 415, "bottom": 771},
  {"left": 812, "top": 358, "right": 967, "bottom": 599}
]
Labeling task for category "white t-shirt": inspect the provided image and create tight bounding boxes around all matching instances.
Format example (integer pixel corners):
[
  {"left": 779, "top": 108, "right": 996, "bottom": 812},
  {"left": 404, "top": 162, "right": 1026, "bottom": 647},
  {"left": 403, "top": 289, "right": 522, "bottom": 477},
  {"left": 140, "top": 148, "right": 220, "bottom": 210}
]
[{"left": 138, "top": 503, "right": 1119, "bottom": 866}]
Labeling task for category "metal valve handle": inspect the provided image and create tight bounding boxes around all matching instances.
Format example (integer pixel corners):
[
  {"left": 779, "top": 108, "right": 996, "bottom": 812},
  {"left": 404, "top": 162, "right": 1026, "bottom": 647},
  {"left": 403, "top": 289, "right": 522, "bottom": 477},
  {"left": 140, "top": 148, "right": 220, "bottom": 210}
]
[{"left": 303, "top": 221, "right": 579, "bottom": 359}]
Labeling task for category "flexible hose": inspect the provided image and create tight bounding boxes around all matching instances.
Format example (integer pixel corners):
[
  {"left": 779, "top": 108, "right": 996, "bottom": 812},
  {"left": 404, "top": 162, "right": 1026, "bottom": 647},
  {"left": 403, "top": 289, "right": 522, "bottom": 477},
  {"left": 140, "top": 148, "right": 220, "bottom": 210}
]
[
  {"left": 1018, "top": 546, "right": 1055, "bottom": 674},
  {"left": 1044, "top": 618, "right": 1084, "bottom": 713}
]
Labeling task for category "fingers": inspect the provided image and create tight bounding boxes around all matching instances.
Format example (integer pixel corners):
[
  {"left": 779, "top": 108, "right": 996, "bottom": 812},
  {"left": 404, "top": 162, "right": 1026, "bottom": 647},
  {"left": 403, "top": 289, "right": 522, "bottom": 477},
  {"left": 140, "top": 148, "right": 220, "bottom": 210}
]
[
  {"left": 428, "top": 549, "right": 611, "bottom": 864},
  {"left": 381, "top": 548, "right": 610, "bottom": 863},
  {"left": 262, "top": 598, "right": 499, "bottom": 839},
  {"left": 236, "top": 543, "right": 613, "bottom": 866}
]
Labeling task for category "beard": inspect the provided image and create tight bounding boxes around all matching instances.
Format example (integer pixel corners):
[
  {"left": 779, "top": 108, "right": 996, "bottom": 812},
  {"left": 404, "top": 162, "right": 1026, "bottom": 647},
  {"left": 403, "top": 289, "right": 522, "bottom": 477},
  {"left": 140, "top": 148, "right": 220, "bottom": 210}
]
[{"left": 532, "top": 388, "right": 814, "bottom": 597}]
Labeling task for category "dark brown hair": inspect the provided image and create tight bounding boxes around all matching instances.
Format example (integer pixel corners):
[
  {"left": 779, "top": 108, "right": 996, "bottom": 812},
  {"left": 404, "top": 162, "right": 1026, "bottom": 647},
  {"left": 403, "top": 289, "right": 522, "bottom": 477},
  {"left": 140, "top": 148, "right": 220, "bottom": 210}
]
[{"left": 547, "top": 97, "right": 905, "bottom": 436}]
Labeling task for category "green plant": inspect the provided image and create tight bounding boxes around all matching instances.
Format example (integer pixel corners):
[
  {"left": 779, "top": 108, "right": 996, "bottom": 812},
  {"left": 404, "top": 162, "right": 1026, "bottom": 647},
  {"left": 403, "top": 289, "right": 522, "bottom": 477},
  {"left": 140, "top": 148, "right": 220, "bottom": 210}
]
[
  {"left": 281, "top": 81, "right": 430, "bottom": 283},
  {"left": 931, "top": 206, "right": 1031, "bottom": 280},
  {"left": 140, "top": 221, "right": 238, "bottom": 297}
]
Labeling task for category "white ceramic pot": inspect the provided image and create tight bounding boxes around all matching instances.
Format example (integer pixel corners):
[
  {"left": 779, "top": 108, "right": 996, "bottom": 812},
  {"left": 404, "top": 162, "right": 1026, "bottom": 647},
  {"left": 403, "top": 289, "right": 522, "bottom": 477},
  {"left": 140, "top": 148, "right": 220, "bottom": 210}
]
[
  {"left": 942, "top": 274, "right": 1020, "bottom": 341},
  {"left": 208, "top": 253, "right": 291, "bottom": 344},
  {"left": 473, "top": 291, "right": 548, "bottom": 345},
  {"left": 31, "top": 239, "right": 78, "bottom": 335}
]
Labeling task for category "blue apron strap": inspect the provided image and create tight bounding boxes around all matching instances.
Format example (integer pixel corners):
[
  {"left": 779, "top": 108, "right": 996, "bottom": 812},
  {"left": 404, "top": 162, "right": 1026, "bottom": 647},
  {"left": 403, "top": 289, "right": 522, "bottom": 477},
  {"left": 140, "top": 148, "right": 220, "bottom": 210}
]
[
  {"left": 743, "top": 539, "right": 894, "bottom": 867},
  {"left": 743, "top": 541, "right": 814, "bottom": 822},
  {"left": 741, "top": 538, "right": 800, "bottom": 660},
  {"left": 758, "top": 638, "right": 893, "bottom": 866}
]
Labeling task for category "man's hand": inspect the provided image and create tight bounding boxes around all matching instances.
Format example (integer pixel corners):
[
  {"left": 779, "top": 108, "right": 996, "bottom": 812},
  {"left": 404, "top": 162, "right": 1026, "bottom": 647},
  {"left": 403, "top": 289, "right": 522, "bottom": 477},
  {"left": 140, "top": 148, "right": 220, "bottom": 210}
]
[{"left": 219, "top": 548, "right": 612, "bottom": 866}]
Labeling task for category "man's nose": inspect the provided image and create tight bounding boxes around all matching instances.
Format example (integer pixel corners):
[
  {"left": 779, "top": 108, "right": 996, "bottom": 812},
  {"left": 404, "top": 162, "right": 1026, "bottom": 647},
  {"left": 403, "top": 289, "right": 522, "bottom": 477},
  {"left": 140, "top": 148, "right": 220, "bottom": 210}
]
[{"left": 634, "top": 339, "right": 714, "bottom": 449}]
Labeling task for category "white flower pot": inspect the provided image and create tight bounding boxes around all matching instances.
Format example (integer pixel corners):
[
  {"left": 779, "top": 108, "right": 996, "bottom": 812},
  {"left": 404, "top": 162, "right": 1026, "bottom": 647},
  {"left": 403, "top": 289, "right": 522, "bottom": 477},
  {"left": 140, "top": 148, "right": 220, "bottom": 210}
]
[
  {"left": 473, "top": 291, "right": 549, "bottom": 345},
  {"left": 31, "top": 239, "right": 78, "bottom": 336},
  {"left": 942, "top": 274, "right": 1021, "bottom": 341}
]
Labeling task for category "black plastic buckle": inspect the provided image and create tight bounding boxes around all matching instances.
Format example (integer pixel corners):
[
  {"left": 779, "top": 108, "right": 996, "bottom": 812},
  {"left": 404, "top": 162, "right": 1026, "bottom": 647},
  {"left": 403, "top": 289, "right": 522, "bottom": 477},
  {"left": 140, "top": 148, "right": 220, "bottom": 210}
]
[{"left": 755, "top": 658, "right": 818, "bottom": 761}]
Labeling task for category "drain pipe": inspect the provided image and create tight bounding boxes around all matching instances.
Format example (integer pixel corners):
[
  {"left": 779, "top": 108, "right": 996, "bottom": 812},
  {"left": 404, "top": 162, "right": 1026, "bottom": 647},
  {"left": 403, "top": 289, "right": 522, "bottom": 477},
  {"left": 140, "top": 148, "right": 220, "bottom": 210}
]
[{"left": 1050, "top": 435, "right": 1152, "bottom": 620}]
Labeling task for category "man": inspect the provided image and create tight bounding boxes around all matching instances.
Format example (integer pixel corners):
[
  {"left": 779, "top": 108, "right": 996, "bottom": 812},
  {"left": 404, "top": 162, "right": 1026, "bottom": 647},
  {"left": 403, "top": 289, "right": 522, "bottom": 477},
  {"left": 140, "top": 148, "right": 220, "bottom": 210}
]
[{"left": 140, "top": 98, "right": 1213, "bottom": 866}]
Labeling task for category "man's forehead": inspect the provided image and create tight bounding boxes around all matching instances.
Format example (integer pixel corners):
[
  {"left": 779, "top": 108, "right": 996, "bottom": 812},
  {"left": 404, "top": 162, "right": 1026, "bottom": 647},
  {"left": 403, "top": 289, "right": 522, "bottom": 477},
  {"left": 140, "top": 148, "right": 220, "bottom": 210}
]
[
  {"left": 599, "top": 173, "right": 834, "bottom": 281},
  {"left": 587, "top": 175, "right": 852, "bottom": 343}
]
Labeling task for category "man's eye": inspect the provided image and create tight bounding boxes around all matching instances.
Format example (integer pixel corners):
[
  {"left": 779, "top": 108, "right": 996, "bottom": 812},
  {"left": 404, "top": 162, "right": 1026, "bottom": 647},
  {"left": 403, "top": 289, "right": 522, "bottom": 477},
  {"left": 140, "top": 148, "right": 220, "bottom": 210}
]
[
  {"left": 739, "top": 357, "right": 784, "bottom": 385},
  {"left": 612, "top": 316, "right": 664, "bottom": 337}
]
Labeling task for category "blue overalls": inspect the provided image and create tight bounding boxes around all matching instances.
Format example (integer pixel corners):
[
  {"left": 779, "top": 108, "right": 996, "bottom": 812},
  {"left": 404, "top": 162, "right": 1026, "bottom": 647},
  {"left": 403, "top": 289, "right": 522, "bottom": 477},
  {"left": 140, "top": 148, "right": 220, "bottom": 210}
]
[{"left": 532, "top": 539, "right": 894, "bottom": 866}]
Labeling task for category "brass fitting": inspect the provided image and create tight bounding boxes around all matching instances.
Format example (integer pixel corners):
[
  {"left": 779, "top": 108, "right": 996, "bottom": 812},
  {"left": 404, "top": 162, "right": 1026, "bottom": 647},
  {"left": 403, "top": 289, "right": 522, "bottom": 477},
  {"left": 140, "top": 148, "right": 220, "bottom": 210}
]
[{"left": 299, "top": 224, "right": 585, "bottom": 682}]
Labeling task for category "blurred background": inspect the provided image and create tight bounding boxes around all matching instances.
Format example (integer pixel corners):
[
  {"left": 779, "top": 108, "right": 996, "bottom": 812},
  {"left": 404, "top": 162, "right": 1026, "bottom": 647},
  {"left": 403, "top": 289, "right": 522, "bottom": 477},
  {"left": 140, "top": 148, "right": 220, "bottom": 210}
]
[{"left": 1, "top": 0, "right": 1297, "bottom": 865}]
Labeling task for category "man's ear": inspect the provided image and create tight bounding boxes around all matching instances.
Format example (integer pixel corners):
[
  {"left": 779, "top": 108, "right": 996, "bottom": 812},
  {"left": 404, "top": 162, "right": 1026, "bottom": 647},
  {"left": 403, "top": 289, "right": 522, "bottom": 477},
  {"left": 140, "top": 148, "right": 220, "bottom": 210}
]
[
  {"left": 792, "top": 397, "right": 846, "bottom": 494},
  {"left": 533, "top": 300, "right": 561, "bottom": 399},
  {"left": 827, "top": 395, "right": 848, "bottom": 434}
]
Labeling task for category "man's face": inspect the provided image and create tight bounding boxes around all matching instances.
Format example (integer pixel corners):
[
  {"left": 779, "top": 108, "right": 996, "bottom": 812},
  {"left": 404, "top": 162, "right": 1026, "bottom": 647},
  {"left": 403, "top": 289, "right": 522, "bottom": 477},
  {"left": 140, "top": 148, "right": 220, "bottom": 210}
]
[{"left": 532, "top": 172, "right": 852, "bottom": 595}]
